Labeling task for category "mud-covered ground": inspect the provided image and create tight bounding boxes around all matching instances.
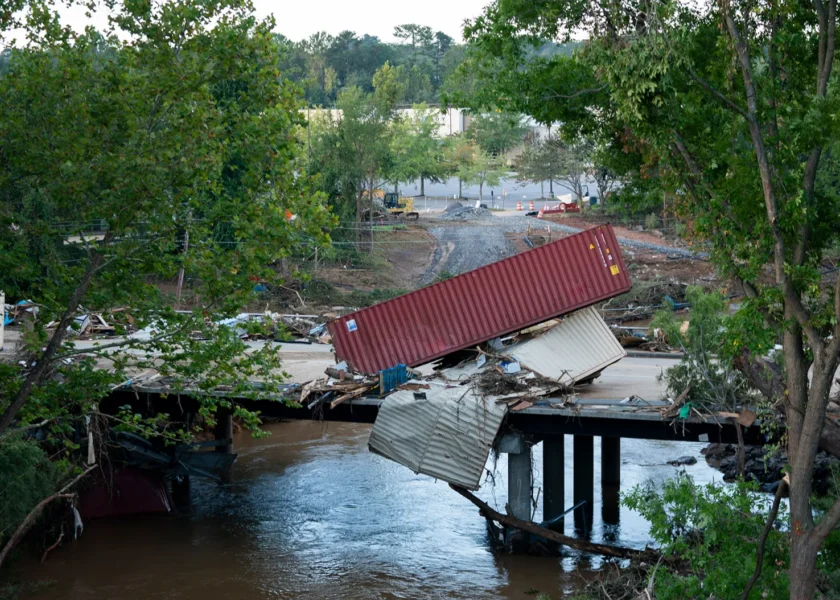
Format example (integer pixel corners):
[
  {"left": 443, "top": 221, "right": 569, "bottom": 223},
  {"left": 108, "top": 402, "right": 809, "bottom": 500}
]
[{"left": 312, "top": 211, "right": 719, "bottom": 302}]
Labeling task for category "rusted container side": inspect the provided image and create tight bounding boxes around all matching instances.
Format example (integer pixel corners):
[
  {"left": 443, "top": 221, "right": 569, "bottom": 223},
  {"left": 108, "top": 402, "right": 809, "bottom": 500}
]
[{"left": 328, "top": 225, "right": 631, "bottom": 374}]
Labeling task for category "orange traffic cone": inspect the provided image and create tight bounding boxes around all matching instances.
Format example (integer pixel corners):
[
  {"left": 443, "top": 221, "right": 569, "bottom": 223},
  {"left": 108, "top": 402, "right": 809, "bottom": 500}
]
[
  {"left": 528, "top": 200, "right": 535, "bottom": 211},
  {"left": 516, "top": 201, "right": 522, "bottom": 211},
  {"left": 537, "top": 209, "right": 544, "bottom": 219}
]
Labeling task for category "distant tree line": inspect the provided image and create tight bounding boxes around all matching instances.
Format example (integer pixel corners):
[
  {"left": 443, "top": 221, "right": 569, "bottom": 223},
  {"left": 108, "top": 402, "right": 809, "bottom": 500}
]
[{"left": 274, "top": 25, "right": 575, "bottom": 107}]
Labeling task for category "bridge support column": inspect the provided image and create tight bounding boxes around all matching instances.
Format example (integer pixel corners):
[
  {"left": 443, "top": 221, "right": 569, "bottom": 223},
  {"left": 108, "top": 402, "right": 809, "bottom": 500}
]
[
  {"left": 542, "top": 436, "right": 565, "bottom": 529},
  {"left": 215, "top": 410, "right": 233, "bottom": 454},
  {"left": 499, "top": 434, "right": 532, "bottom": 553},
  {"left": 573, "top": 435, "right": 594, "bottom": 537},
  {"left": 601, "top": 437, "right": 621, "bottom": 530},
  {"left": 171, "top": 474, "right": 191, "bottom": 507}
]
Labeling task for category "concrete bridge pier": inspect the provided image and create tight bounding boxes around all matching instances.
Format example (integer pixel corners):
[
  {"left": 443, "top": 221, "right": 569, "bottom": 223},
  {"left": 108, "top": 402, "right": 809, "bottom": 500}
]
[
  {"left": 215, "top": 409, "right": 233, "bottom": 454},
  {"left": 542, "top": 435, "right": 565, "bottom": 528},
  {"left": 573, "top": 435, "right": 594, "bottom": 537},
  {"left": 499, "top": 434, "right": 532, "bottom": 553},
  {"left": 601, "top": 436, "right": 621, "bottom": 533}
]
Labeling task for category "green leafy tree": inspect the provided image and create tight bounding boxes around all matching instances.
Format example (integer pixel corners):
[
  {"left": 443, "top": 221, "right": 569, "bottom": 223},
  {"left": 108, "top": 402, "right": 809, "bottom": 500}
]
[
  {"left": 467, "top": 111, "right": 529, "bottom": 158},
  {"left": 309, "top": 63, "right": 402, "bottom": 244},
  {"left": 0, "top": 0, "right": 331, "bottom": 455},
  {"left": 589, "top": 146, "right": 622, "bottom": 209},
  {"left": 652, "top": 287, "right": 762, "bottom": 412},
  {"left": 514, "top": 139, "right": 555, "bottom": 197},
  {"left": 393, "top": 23, "right": 434, "bottom": 67},
  {"left": 445, "top": 136, "right": 476, "bottom": 199},
  {"left": 445, "top": 137, "right": 504, "bottom": 201},
  {"left": 462, "top": 0, "right": 840, "bottom": 595},
  {"left": 471, "top": 149, "right": 506, "bottom": 202},
  {"left": 430, "top": 31, "right": 454, "bottom": 88},
  {"left": 515, "top": 135, "right": 597, "bottom": 203},
  {"left": 624, "top": 475, "right": 793, "bottom": 599},
  {"left": 552, "top": 137, "right": 592, "bottom": 205},
  {"left": 404, "top": 64, "right": 433, "bottom": 103},
  {"left": 390, "top": 104, "right": 447, "bottom": 196},
  {"left": 277, "top": 25, "right": 464, "bottom": 105}
]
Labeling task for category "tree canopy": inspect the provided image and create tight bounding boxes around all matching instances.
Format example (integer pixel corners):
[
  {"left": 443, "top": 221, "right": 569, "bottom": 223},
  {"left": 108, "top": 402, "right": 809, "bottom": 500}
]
[
  {"left": 0, "top": 0, "right": 331, "bottom": 441},
  {"left": 463, "top": 0, "right": 840, "bottom": 596}
]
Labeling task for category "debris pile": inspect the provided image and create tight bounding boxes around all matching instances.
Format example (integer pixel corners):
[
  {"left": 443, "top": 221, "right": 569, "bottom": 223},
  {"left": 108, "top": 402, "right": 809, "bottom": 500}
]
[
  {"left": 438, "top": 204, "right": 494, "bottom": 221},
  {"left": 3, "top": 297, "right": 342, "bottom": 349},
  {"left": 611, "top": 325, "right": 679, "bottom": 353},
  {"left": 703, "top": 443, "right": 839, "bottom": 495},
  {"left": 600, "top": 281, "right": 689, "bottom": 324},
  {"left": 297, "top": 362, "right": 418, "bottom": 411},
  {"left": 3, "top": 299, "right": 39, "bottom": 330},
  {"left": 297, "top": 306, "right": 628, "bottom": 489}
]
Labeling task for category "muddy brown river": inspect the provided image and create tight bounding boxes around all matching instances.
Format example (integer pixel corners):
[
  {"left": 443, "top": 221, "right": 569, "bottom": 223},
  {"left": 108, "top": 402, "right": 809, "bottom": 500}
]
[{"left": 14, "top": 421, "right": 721, "bottom": 599}]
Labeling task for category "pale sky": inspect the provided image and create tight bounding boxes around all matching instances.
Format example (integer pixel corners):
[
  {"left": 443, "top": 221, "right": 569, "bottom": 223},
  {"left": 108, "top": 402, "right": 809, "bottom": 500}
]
[
  {"left": 6, "top": 0, "right": 493, "bottom": 46},
  {"left": 264, "top": 0, "right": 492, "bottom": 42}
]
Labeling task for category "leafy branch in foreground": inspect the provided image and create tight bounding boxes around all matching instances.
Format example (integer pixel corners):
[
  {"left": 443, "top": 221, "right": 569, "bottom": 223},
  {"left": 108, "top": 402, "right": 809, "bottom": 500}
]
[
  {"left": 0, "top": 0, "right": 332, "bottom": 442},
  {"left": 461, "top": 0, "right": 840, "bottom": 595}
]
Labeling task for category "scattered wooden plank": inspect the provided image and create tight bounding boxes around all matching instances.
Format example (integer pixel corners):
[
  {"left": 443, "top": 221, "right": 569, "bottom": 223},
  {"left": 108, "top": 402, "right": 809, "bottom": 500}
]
[
  {"left": 329, "top": 386, "right": 371, "bottom": 409},
  {"left": 399, "top": 383, "right": 431, "bottom": 391}
]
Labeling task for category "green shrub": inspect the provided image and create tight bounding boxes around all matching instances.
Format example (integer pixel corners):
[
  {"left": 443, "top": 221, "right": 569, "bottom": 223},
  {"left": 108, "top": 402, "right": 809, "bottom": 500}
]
[
  {"left": 624, "top": 475, "right": 791, "bottom": 599},
  {"left": 303, "top": 280, "right": 405, "bottom": 308},
  {"left": 652, "top": 287, "right": 761, "bottom": 410},
  {"left": 644, "top": 212, "right": 659, "bottom": 230},
  {"left": 0, "top": 437, "right": 63, "bottom": 547}
]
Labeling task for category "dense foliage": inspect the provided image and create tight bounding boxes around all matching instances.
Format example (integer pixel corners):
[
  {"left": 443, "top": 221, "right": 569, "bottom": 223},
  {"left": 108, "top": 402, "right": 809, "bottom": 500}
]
[
  {"left": 0, "top": 0, "right": 331, "bottom": 472},
  {"left": 653, "top": 287, "right": 763, "bottom": 412},
  {"left": 275, "top": 26, "right": 459, "bottom": 106},
  {"left": 0, "top": 437, "right": 63, "bottom": 548},
  {"left": 461, "top": 0, "right": 840, "bottom": 596},
  {"left": 625, "top": 476, "right": 791, "bottom": 599}
]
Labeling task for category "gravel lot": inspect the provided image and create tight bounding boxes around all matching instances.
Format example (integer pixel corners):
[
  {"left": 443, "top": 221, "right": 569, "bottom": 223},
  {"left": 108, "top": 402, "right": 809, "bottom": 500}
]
[{"left": 420, "top": 225, "right": 514, "bottom": 284}]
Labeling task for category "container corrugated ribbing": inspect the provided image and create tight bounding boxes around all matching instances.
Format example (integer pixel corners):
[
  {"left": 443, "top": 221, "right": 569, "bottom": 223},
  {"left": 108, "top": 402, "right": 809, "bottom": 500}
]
[{"left": 328, "top": 225, "right": 631, "bottom": 374}]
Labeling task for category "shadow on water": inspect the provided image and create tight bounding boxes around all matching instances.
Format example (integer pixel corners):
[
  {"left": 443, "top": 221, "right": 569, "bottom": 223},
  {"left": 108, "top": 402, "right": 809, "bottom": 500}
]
[{"left": 15, "top": 421, "right": 724, "bottom": 599}]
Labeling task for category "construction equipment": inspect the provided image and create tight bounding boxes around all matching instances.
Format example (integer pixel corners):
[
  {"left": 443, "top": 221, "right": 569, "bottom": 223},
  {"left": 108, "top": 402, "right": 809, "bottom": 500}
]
[{"left": 383, "top": 192, "right": 419, "bottom": 220}]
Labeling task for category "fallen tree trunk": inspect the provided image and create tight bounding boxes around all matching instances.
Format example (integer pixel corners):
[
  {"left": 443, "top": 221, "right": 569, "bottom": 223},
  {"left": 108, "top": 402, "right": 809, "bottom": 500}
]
[
  {"left": 0, "top": 465, "right": 95, "bottom": 569},
  {"left": 449, "top": 484, "right": 650, "bottom": 560}
]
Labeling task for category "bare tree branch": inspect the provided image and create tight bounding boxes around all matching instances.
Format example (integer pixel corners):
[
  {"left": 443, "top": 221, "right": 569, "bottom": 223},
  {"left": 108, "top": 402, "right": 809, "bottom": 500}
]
[
  {"left": 546, "top": 84, "right": 610, "bottom": 100},
  {"left": 0, "top": 240, "right": 108, "bottom": 435},
  {"left": 690, "top": 71, "right": 749, "bottom": 119},
  {"left": 815, "top": 492, "right": 840, "bottom": 540},
  {"left": 0, "top": 465, "right": 96, "bottom": 569},
  {"left": 740, "top": 479, "right": 789, "bottom": 600},
  {"left": 449, "top": 484, "right": 648, "bottom": 559}
]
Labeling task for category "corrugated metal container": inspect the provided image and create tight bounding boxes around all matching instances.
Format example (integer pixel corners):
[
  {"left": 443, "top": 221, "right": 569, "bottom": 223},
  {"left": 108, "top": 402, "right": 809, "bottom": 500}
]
[
  {"left": 507, "top": 306, "right": 626, "bottom": 385},
  {"left": 368, "top": 385, "right": 507, "bottom": 490},
  {"left": 329, "top": 225, "right": 631, "bottom": 374}
]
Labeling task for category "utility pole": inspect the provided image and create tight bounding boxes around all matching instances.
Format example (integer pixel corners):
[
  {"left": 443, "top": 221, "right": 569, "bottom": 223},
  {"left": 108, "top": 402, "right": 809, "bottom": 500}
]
[
  {"left": 175, "top": 212, "right": 190, "bottom": 306},
  {"left": 548, "top": 123, "right": 554, "bottom": 197}
]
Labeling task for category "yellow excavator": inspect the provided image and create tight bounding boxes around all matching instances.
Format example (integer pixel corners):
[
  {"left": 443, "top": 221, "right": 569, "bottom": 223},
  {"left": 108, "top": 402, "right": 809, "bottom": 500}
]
[
  {"left": 365, "top": 189, "right": 419, "bottom": 220},
  {"left": 382, "top": 192, "right": 419, "bottom": 220}
]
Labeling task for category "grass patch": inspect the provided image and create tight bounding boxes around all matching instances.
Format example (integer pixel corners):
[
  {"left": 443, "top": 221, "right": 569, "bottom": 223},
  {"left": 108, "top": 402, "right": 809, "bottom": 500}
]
[{"left": 303, "top": 280, "right": 406, "bottom": 308}]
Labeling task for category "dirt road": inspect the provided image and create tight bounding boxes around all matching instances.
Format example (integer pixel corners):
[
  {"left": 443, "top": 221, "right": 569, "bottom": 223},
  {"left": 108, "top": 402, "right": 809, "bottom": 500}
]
[{"left": 421, "top": 225, "right": 515, "bottom": 284}]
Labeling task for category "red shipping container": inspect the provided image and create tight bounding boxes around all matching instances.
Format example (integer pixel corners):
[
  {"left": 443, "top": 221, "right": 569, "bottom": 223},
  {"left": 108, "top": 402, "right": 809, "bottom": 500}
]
[{"left": 328, "top": 225, "right": 631, "bottom": 374}]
